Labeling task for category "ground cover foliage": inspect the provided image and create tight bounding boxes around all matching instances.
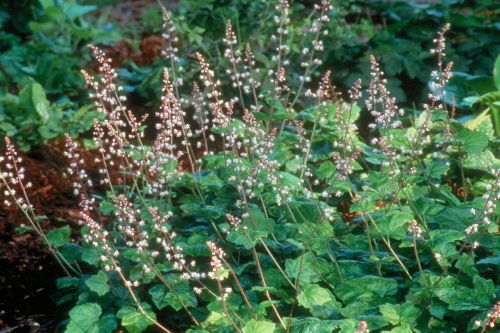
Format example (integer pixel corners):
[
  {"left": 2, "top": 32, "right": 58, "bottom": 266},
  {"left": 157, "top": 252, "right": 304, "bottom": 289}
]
[{"left": 0, "top": 1, "right": 499, "bottom": 332}]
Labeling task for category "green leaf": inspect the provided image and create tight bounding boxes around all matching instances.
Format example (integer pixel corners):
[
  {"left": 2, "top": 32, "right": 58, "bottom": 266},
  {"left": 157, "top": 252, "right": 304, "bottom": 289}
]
[
  {"left": 57, "top": 277, "right": 79, "bottom": 289},
  {"left": 0, "top": 122, "right": 18, "bottom": 136},
  {"left": 380, "top": 303, "right": 401, "bottom": 325},
  {"left": 61, "top": 243, "right": 81, "bottom": 263},
  {"left": 309, "top": 300, "right": 342, "bottom": 319},
  {"left": 202, "top": 311, "right": 227, "bottom": 327},
  {"left": 117, "top": 303, "right": 156, "bottom": 333},
  {"left": 242, "top": 319, "right": 276, "bottom": 333},
  {"left": 388, "top": 208, "right": 413, "bottom": 232},
  {"left": 243, "top": 206, "right": 275, "bottom": 234},
  {"left": 278, "top": 172, "right": 301, "bottom": 189},
  {"left": 100, "top": 200, "right": 114, "bottom": 215},
  {"left": 85, "top": 271, "right": 110, "bottom": 296},
  {"left": 290, "top": 318, "right": 335, "bottom": 333},
  {"left": 477, "top": 255, "right": 500, "bottom": 266},
  {"left": 149, "top": 284, "right": 169, "bottom": 310},
  {"left": 429, "top": 302, "right": 447, "bottom": 319},
  {"left": 464, "top": 109, "right": 493, "bottom": 135},
  {"left": 336, "top": 276, "right": 398, "bottom": 304},
  {"left": 200, "top": 173, "right": 224, "bottom": 190},
  {"left": 430, "top": 229, "right": 465, "bottom": 258},
  {"left": 455, "top": 254, "right": 478, "bottom": 277},
  {"left": 228, "top": 207, "right": 275, "bottom": 248},
  {"left": 81, "top": 245, "right": 99, "bottom": 267},
  {"left": 65, "top": 303, "right": 101, "bottom": 333},
  {"left": 464, "top": 150, "right": 500, "bottom": 172},
  {"left": 38, "top": 0, "right": 55, "bottom": 9},
  {"left": 227, "top": 228, "right": 260, "bottom": 249},
  {"left": 315, "top": 161, "right": 335, "bottom": 180},
  {"left": 383, "top": 323, "right": 413, "bottom": 333},
  {"left": 289, "top": 199, "right": 321, "bottom": 224},
  {"left": 180, "top": 202, "right": 223, "bottom": 219},
  {"left": 434, "top": 276, "right": 494, "bottom": 311},
  {"left": 149, "top": 281, "right": 197, "bottom": 311},
  {"left": 379, "top": 303, "right": 420, "bottom": 326},
  {"left": 285, "top": 252, "right": 322, "bottom": 285},
  {"left": 286, "top": 158, "right": 302, "bottom": 173},
  {"left": 297, "top": 284, "right": 334, "bottom": 309},
  {"left": 38, "top": 124, "right": 61, "bottom": 139},
  {"left": 493, "top": 54, "right": 500, "bottom": 90},
  {"left": 98, "top": 314, "right": 117, "bottom": 333},
  {"left": 63, "top": 4, "right": 97, "bottom": 20},
  {"left": 31, "top": 83, "right": 50, "bottom": 123},
  {"left": 46, "top": 225, "right": 71, "bottom": 248},
  {"left": 425, "top": 160, "right": 448, "bottom": 179},
  {"left": 453, "top": 123, "right": 489, "bottom": 154}
]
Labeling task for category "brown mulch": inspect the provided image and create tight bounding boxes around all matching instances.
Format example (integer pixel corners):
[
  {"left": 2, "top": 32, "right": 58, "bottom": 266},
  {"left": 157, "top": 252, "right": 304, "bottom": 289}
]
[{"left": 105, "top": 35, "right": 166, "bottom": 68}]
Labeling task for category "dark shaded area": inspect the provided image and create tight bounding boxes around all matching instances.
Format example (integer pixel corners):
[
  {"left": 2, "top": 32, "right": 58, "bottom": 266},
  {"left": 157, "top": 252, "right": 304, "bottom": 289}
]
[{"left": 0, "top": 255, "right": 62, "bottom": 332}]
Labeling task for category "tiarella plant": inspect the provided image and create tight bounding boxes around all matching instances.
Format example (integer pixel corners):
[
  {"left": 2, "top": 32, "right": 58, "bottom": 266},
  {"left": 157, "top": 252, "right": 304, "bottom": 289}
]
[{"left": 1, "top": 1, "right": 499, "bottom": 332}]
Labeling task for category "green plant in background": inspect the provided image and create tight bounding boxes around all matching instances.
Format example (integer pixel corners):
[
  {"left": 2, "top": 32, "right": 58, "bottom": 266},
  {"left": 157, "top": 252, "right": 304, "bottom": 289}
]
[
  {"left": 115, "top": 0, "right": 500, "bottom": 129},
  {"left": 2, "top": 1, "right": 499, "bottom": 332},
  {"left": 2, "top": 0, "right": 499, "bottom": 150},
  {"left": 441, "top": 55, "right": 500, "bottom": 137},
  {"left": 427, "top": 54, "right": 500, "bottom": 177},
  {"left": 0, "top": 0, "right": 119, "bottom": 149},
  {"left": 0, "top": 82, "right": 102, "bottom": 150},
  {"left": 337, "top": 0, "right": 500, "bottom": 103}
]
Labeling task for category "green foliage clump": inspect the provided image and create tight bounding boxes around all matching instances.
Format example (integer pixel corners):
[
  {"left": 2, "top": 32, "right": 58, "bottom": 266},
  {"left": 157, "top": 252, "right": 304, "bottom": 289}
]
[{"left": 0, "top": 0, "right": 117, "bottom": 149}]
